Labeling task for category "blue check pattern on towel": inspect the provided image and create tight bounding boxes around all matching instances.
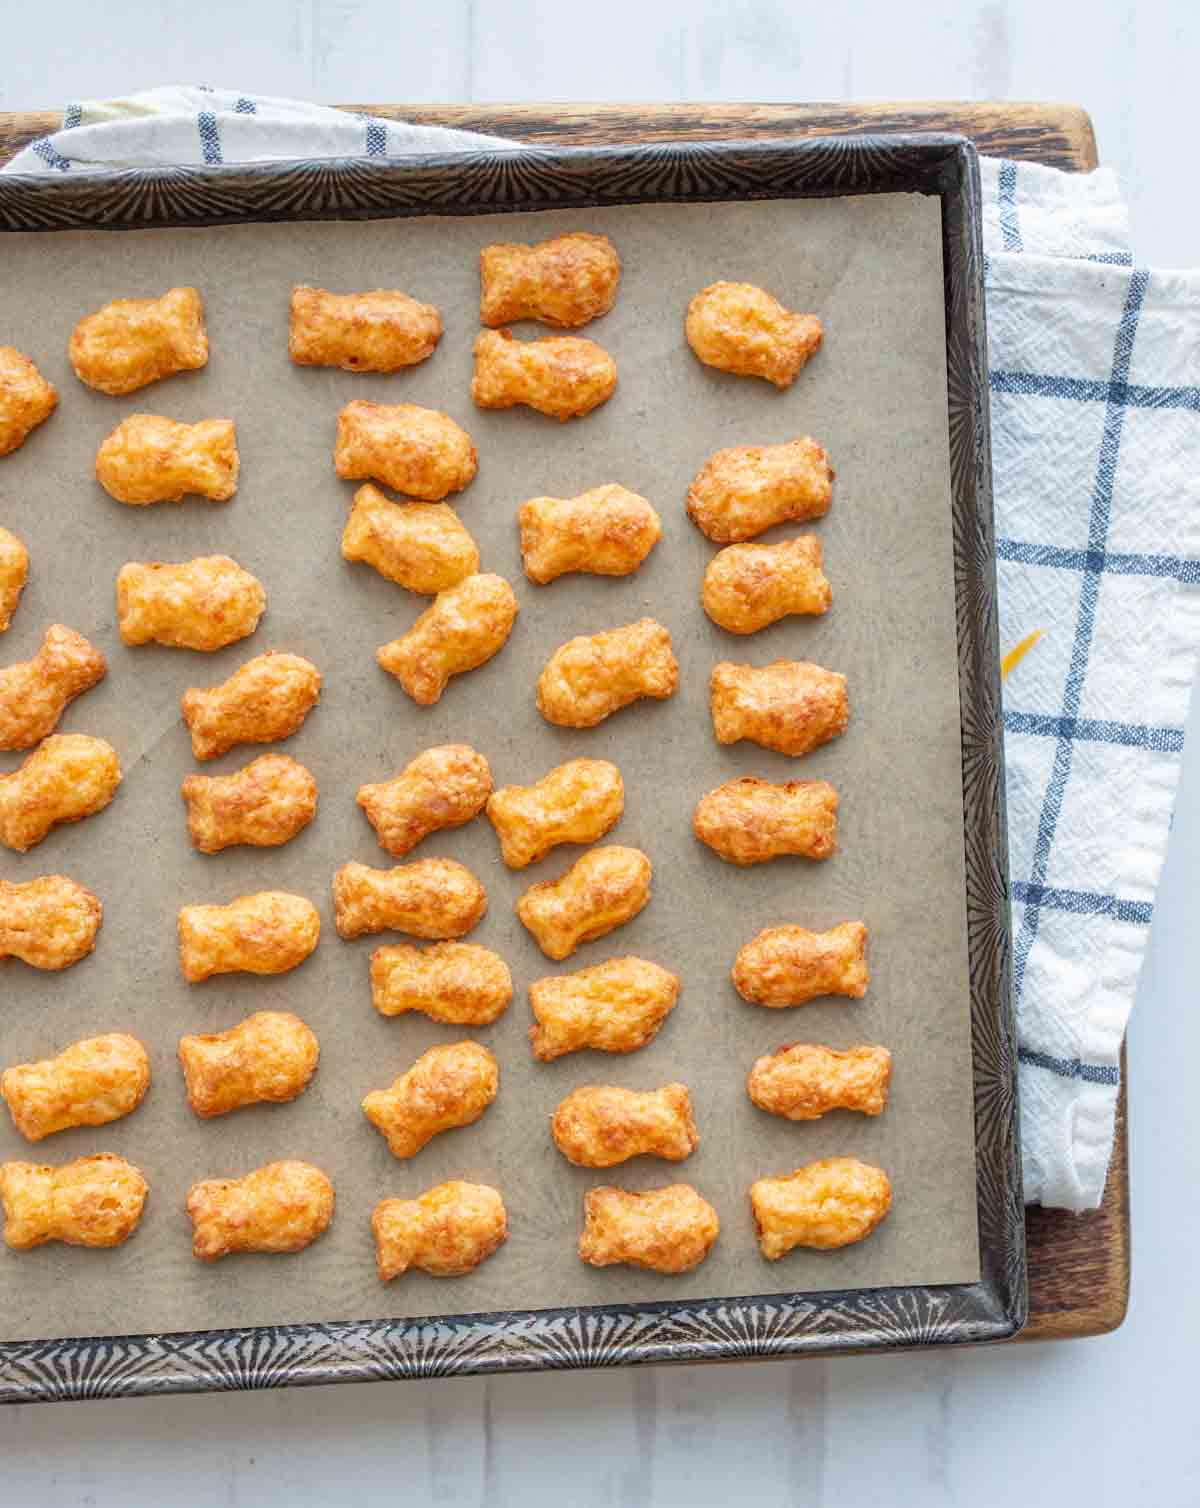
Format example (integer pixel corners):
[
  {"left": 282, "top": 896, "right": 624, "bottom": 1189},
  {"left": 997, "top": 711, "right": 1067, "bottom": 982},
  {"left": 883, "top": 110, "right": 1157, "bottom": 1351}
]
[
  {"left": 7, "top": 98, "right": 1200, "bottom": 1209},
  {"left": 4, "top": 85, "right": 516, "bottom": 173},
  {"left": 981, "top": 157, "right": 1200, "bottom": 1208}
]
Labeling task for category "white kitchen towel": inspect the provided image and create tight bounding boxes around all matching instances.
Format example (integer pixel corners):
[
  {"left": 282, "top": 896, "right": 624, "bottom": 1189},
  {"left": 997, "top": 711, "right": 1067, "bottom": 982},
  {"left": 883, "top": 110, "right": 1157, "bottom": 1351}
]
[
  {"left": 981, "top": 157, "right": 1200, "bottom": 1208},
  {"left": 7, "top": 95, "right": 1200, "bottom": 1211},
  {"left": 2, "top": 85, "right": 516, "bottom": 172}
]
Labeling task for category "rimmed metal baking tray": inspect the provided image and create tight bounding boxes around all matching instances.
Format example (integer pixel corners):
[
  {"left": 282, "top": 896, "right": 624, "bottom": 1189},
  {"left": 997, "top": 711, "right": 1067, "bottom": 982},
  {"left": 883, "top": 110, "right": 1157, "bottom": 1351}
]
[{"left": 0, "top": 134, "right": 1021, "bottom": 1402}]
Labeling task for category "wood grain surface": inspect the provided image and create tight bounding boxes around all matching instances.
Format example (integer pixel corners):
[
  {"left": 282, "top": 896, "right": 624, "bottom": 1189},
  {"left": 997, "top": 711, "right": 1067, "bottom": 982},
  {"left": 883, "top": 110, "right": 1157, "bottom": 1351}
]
[
  {"left": 1, "top": 100, "right": 1097, "bottom": 171},
  {"left": 0, "top": 98, "right": 1126, "bottom": 1342}
]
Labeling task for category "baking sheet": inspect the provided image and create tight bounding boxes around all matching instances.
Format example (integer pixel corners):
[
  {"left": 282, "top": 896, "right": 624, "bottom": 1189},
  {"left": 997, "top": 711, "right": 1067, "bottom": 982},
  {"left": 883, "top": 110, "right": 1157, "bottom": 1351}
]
[{"left": 0, "top": 194, "right": 978, "bottom": 1344}]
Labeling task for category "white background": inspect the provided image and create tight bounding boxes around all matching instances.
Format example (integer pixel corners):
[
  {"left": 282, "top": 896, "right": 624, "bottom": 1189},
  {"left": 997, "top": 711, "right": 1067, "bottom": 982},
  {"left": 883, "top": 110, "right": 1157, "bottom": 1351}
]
[{"left": 2, "top": 2, "right": 1199, "bottom": 1502}]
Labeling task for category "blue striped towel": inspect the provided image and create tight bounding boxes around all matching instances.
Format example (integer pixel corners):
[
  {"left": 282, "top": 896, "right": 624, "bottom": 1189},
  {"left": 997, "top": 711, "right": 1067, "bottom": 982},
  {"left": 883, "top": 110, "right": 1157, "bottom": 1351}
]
[
  {"left": 2, "top": 85, "right": 516, "bottom": 172},
  {"left": 8, "top": 94, "right": 1200, "bottom": 1209},
  {"left": 982, "top": 157, "right": 1200, "bottom": 1208}
]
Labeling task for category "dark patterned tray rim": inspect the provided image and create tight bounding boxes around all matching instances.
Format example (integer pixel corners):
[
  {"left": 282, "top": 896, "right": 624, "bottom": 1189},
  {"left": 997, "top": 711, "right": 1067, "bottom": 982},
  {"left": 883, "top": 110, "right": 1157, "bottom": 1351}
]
[{"left": 0, "top": 133, "right": 1023, "bottom": 1402}]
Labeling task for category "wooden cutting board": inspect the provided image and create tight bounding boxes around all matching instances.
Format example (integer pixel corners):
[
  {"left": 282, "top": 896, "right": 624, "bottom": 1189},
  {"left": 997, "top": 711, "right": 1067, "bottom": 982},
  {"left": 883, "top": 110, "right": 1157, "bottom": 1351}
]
[{"left": 0, "top": 99, "right": 1128, "bottom": 1342}]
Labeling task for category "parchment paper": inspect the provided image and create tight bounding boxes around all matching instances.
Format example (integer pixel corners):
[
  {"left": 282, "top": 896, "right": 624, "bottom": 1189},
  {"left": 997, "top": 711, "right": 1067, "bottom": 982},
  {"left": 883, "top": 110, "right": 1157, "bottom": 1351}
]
[{"left": 0, "top": 194, "right": 978, "bottom": 1345}]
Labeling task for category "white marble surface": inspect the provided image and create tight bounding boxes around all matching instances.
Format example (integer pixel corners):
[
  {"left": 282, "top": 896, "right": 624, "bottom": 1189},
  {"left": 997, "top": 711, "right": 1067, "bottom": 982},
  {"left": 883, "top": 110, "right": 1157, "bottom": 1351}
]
[{"left": 3, "top": 2, "right": 1200, "bottom": 1501}]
